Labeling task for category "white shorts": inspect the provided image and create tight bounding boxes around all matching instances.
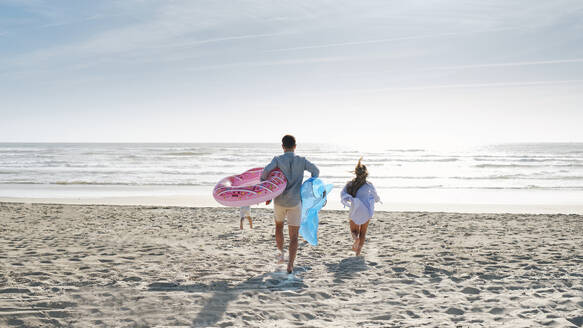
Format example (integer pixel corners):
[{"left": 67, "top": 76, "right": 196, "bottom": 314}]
[{"left": 239, "top": 206, "right": 251, "bottom": 218}]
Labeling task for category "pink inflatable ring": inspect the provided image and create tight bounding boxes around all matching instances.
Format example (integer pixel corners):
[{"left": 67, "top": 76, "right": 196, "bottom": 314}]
[{"left": 213, "top": 167, "right": 287, "bottom": 206}]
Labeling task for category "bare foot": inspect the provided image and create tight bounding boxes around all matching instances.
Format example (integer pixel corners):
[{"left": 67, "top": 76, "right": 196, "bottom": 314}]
[
  {"left": 355, "top": 244, "right": 363, "bottom": 256},
  {"left": 352, "top": 238, "right": 360, "bottom": 252},
  {"left": 277, "top": 251, "right": 285, "bottom": 264},
  {"left": 287, "top": 264, "right": 293, "bottom": 274},
  {"left": 246, "top": 216, "right": 253, "bottom": 229}
]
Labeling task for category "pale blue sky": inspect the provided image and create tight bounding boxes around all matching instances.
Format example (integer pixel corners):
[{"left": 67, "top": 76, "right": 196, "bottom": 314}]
[{"left": 1, "top": 0, "right": 582, "bottom": 147}]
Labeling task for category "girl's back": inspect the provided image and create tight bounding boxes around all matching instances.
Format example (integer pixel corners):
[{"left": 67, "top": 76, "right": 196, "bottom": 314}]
[
  {"left": 340, "top": 158, "right": 380, "bottom": 224},
  {"left": 340, "top": 158, "right": 381, "bottom": 256},
  {"left": 353, "top": 182, "right": 378, "bottom": 203}
]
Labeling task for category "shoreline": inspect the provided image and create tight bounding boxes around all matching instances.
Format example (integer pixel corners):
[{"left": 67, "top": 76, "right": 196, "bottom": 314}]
[
  {"left": 1, "top": 196, "right": 583, "bottom": 215},
  {"left": 3, "top": 200, "right": 583, "bottom": 218},
  {"left": 2, "top": 183, "right": 583, "bottom": 214}
]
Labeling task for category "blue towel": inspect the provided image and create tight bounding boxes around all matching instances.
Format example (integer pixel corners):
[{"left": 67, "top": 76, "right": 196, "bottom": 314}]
[{"left": 299, "top": 178, "right": 333, "bottom": 246}]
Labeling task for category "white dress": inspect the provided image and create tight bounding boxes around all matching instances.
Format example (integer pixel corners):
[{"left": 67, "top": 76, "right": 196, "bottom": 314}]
[{"left": 340, "top": 182, "right": 381, "bottom": 225}]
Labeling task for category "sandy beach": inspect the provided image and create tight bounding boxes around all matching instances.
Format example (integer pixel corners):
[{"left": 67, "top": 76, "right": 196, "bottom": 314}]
[{"left": 1, "top": 202, "right": 582, "bottom": 327}]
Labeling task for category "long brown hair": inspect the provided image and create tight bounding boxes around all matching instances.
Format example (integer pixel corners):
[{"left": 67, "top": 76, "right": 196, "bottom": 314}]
[{"left": 347, "top": 157, "right": 368, "bottom": 197}]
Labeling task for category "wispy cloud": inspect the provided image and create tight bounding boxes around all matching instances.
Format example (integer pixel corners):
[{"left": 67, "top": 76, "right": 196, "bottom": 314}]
[
  {"left": 2, "top": 2, "right": 297, "bottom": 70},
  {"left": 39, "top": 13, "right": 115, "bottom": 28},
  {"left": 2, "top": 0, "right": 583, "bottom": 143},
  {"left": 333, "top": 57, "right": 583, "bottom": 80},
  {"left": 265, "top": 27, "right": 523, "bottom": 53},
  {"left": 348, "top": 79, "right": 583, "bottom": 93},
  {"left": 187, "top": 55, "right": 359, "bottom": 72},
  {"left": 142, "top": 32, "right": 291, "bottom": 51},
  {"left": 431, "top": 58, "right": 583, "bottom": 70}
]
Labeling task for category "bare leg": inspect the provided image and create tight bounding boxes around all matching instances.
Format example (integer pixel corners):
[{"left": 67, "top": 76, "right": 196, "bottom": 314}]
[
  {"left": 240, "top": 206, "right": 250, "bottom": 230},
  {"left": 247, "top": 216, "right": 253, "bottom": 229},
  {"left": 355, "top": 221, "right": 369, "bottom": 256},
  {"left": 349, "top": 220, "right": 360, "bottom": 252},
  {"left": 287, "top": 226, "right": 299, "bottom": 273},
  {"left": 275, "top": 221, "right": 285, "bottom": 263}
]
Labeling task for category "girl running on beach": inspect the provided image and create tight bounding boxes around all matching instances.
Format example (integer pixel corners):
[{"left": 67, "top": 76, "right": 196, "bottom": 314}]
[{"left": 340, "top": 158, "right": 381, "bottom": 256}]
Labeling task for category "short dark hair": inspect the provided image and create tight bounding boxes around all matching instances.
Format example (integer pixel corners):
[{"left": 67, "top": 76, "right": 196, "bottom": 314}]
[{"left": 282, "top": 135, "right": 296, "bottom": 148}]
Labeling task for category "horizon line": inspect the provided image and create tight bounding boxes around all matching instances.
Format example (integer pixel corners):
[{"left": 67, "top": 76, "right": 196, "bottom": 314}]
[{"left": 1, "top": 141, "right": 582, "bottom": 145}]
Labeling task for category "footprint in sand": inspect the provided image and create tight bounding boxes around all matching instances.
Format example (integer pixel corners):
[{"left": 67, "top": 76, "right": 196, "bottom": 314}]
[
  {"left": 488, "top": 307, "right": 504, "bottom": 315},
  {"left": 446, "top": 307, "right": 465, "bottom": 315},
  {"left": 422, "top": 289, "right": 436, "bottom": 298},
  {"left": 406, "top": 310, "right": 420, "bottom": 319},
  {"left": 461, "top": 287, "right": 481, "bottom": 295}
]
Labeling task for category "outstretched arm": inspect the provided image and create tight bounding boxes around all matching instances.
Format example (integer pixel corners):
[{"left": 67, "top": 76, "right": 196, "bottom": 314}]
[
  {"left": 305, "top": 159, "right": 319, "bottom": 178},
  {"left": 260, "top": 157, "right": 278, "bottom": 181},
  {"left": 340, "top": 184, "right": 352, "bottom": 207}
]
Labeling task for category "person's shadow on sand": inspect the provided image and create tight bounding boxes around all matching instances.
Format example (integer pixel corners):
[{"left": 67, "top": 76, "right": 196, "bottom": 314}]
[
  {"left": 325, "top": 256, "right": 368, "bottom": 283},
  {"left": 148, "top": 270, "right": 307, "bottom": 327}
]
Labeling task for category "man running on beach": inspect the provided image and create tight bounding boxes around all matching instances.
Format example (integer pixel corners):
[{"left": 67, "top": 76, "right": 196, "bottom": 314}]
[{"left": 261, "top": 135, "right": 319, "bottom": 273}]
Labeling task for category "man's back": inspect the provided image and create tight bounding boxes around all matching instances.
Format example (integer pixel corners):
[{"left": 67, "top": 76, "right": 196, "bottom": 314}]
[
  {"left": 262, "top": 151, "right": 319, "bottom": 207},
  {"left": 264, "top": 134, "right": 317, "bottom": 274}
]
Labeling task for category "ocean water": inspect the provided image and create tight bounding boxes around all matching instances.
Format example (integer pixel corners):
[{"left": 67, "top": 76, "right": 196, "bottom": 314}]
[{"left": 0, "top": 142, "right": 582, "bottom": 211}]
